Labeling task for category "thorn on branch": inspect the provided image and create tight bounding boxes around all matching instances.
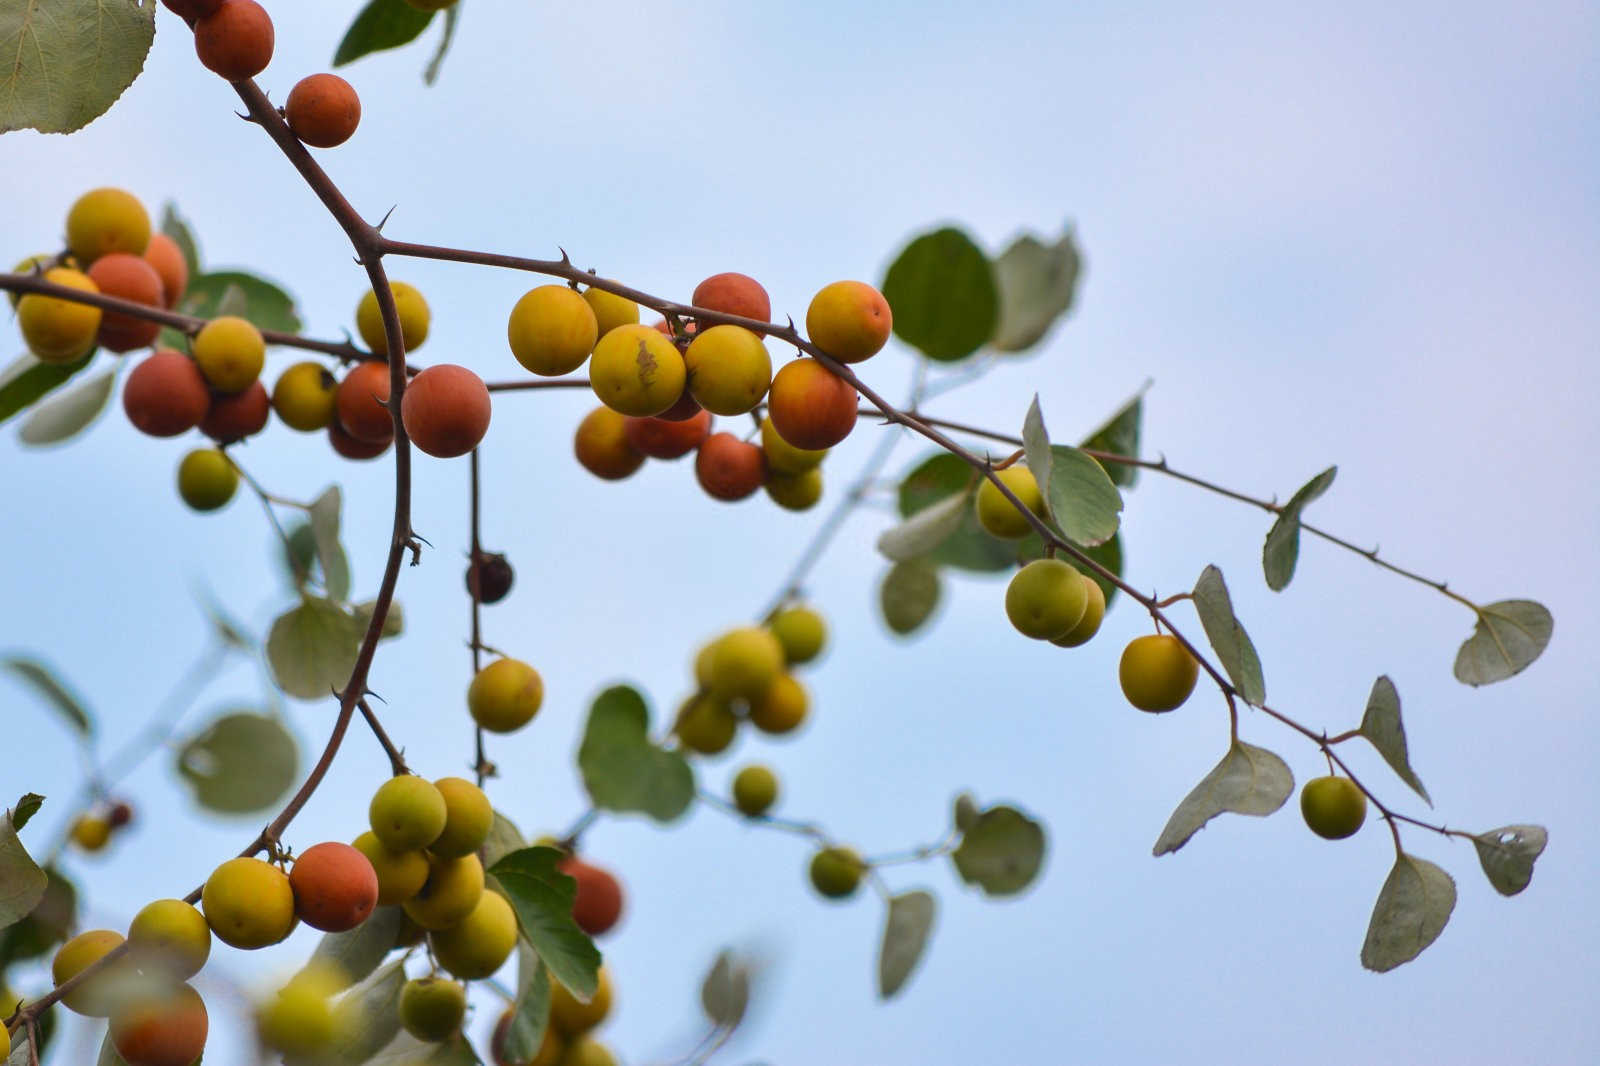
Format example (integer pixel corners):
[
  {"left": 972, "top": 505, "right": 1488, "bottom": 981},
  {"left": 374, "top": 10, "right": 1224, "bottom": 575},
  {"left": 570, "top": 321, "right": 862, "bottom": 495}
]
[
  {"left": 376, "top": 205, "right": 398, "bottom": 232},
  {"left": 557, "top": 247, "right": 571, "bottom": 266}
]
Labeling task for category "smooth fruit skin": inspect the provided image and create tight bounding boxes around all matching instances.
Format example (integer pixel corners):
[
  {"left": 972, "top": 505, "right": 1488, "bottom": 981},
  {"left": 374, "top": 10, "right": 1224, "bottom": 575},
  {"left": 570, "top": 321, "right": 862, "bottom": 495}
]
[
  {"left": 975, "top": 466, "right": 1045, "bottom": 539},
  {"left": 588, "top": 323, "right": 686, "bottom": 416},
  {"left": 110, "top": 982, "right": 208, "bottom": 1066},
  {"left": 86, "top": 253, "right": 164, "bottom": 352},
  {"left": 330, "top": 418, "right": 391, "bottom": 459},
  {"left": 177, "top": 448, "right": 239, "bottom": 512},
  {"left": 623, "top": 408, "right": 711, "bottom": 460},
  {"left": 573, "top": 406, "right": 645, "bottom": 480},
  {"left": 430, "top": 777, "right": 493, "bottom": 858},
  {"left": 1051, "top": 573, "right": 1106, "bottom": 647},
  {"left": 1301, "top": 776, "right": 1368, "bottom": 840},
  {"left": 692, "top": 272, "right": 771, "bottom": 325},
  {"left": 336, "top": 360, "right": 394, "bottom": 443},
  {"left": 356, "top": 282, "right": 430, "bottom": 355},
  {"left": 272, "top": 361, "right": 338, "bottom": 431},
  {"left": 162, "top": 0, "right": 226, "bottom": 20},
  {"left": 684, "top": 325, "right": 772, "bottom": 415},
  {"left": 398, "top": 977, "right": 466, "bottom": 1042},
  {"left": 124, "top": 350, "right": 210, "bottom": 437},
  {"left": 808, "top": 847, "right": 864, "bottom": 900},
  {"left": 806, "top": 280, "right": 892, "bottom": 363},
  {"left": 493, "top": 1009, "right": 566, "bottom": 1066},
  {"left": 732, "top": 764, "right": 779, "bottom": 816},
  {"left": 194, "top": 0, "right": 275, "bottom": 80},
  {"left": 142, "top": 234, "right": 189, "bottom": 308},
  {"left": 201, "top": 857, "right": 296, "bottom": 949},
  {"left": 764, "top": 466, "right": 822, "bottom": 511},
  {"left": 286, "top": 73, "right": 361, "bottom": 147},
  {"left": 766, "top": 358, "right": 858, "bottom": 450},
  {"left": 200, "top": 379, "right": 270, "bottom": 442},
  {"left": 70, "top": 813, "right": 112, "bottom": 851},
  {"left": 654, "top": 382, "right": 703, "bottom": 422},
  {"left": 1005, "top": 558, "right": 1089, "bottom": 640},
  {"left": 468, "top": 658, "right": 544, "bottom": 733},
  {"left": 402, "top": 853, "right": 485, "bottom": 931},
  {"left": 560, "top": 1037, "right": 618, "bottom": 1066},
  {"left": 351, "top": 830, "right": 430, "bottom": 905},
  {"left": 1118, "top": 634, "right": 1201, "bottom": 713},
  {"left": 52, "top": 930, "right": 129, "bottom": 1015},
  {"left": 255, "top": 966, "right": 341, "bottom": 1056},
  {"left": 507, "top": 285, "right": 598, "bottom": 375},
  {"left": 192, "top": 315, "right": 265, "bottom": 393},
  {"left": 0, "top": 1022, "right": 7, "bottom": 1059},
  {"left": 549, "top": 966, "right": 612, "bottom": 1036},
  {"left": 290, "top": 842, "right": 379, "bottom": 932},
  {"left": 18, "top": 268, "right": 101, "bottom": 362},
  {"left": 66, "top": 188, "right": 151, "bottom": 263},
  {"left": 369, "top": 775, "right": 448, "bottom": 852},
  {"left": 768, "top": 605, "right": 826, "bottom": 664},
  {"left": 429, "top": 890, "right": 518, "bottom": 979},
  {"left": 759, "top": 414, "right": 827, "bottom": 474},
  {"left": 697, "top": 627, "right": 785, "bottom": 700},
  {"left": 674, "top": 693, "right": 738, "bottom": 755},
  {"left": 127, "top": 899, "right": 211, "bottom": 980},
  {"left": 582, "top": 285, "right": 638, "bottom": 340},
  {"left": 748, "top": 673, "right": 809, "bottom": 734},
  {"left": 557, "top": 857, "right": 624, "bottom": 936},
  {"left": 695, "top": 432, "right": 767, "bottom": 501},
  {"left": 402, "top": 363, "right": 492, "bottom": 458}
]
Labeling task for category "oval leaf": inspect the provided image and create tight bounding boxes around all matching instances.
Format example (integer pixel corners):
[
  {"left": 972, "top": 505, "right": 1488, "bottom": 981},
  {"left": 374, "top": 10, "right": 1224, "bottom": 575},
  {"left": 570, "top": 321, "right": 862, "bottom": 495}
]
[
  {"left": 577, "top": 685, "right": 695, "bottom": 822},
  {"left": 0, "top": 351, "right": 94, "bottom": 425},
  {"left": 880, "top": 226, "right": 998, "bottom": 362},
  {"left": 951, "top": 805, "right": 1046, "bottom": 897},
  {"left": 0, "top": 811, "right": 47, "bottom": 931},
  {"left": 2, "top": 656, "right": 93, "bottom": 736},
  {"left": 1262, "top": 466, "right": 1336, "bottom": 591},
  {"left": 1471, "top": 825, "right": 1547, "bottom": 897},
  {"left": 1192, "top": 565, "right": 1266, "bottom": 705},
  {"left": 178, "top": 270, "right": 301, "bottom": 334},
  {"left": 307, "top": 906, "right": 403, "bottom": 991},
  {"left": 482, "top": 810, "right": 526, "bottom": 871},
  {"left": 897, "top": 453, "right": 1015, "bottom": 572},
  {"left": 1453, "top": 599, "right": 1553, "bottom": 686},
  {"left": 1021, "top": 395, "right": 1053, "bottom": 493},
  {"left": 18, "top": 367, "right": 114, "bottom": 447},
  {"left": 267, "top": 597, "right": 365, "bottom": 700},
  {"left": 314, "top": 957, "right": 406, "bottom": 1066},
  {"left": 878, "top": 890, "right": 936, "bottom": 999},
  {"left": 0, "top": 866, "right": 76, "bottom": 966},
  {"left": 1153, "top": 741, "right": 1293, "bottom": 856},
  {"left": 700, "top": 949, "right": 749, "bottom": 1029},
  {"left": 1043, "top": 445, "right": 1121, "bottom": 546},
  {"left": 488, "top": 847, "right": 601, "bottom": 1002},
  {"left": 499, "top": 941, "right": 551, "bottom": 1064},
  {"left": 335, "top": 0, "right": 436, "bottom": 67},
  {"left": 1358, "top": 676, "right": 1430, "bottom": 805},
  {"left": 0, "top": 0, "right": 155, "bottom": 134},
  {"left": 1079, "top": 391, "right": 1143, "bottom": 488},
  {"left": 11, "top": 794, "right": 44, "bottom": 833},
  {"left": 160, "top": 203, "right": 201, "bottom": 278},
  {"left": 879, "top": 560, "right": 942, "bottom": 637},
  {"left": 309, "top": 486, "right": 351, "bottom": 602},
  {"left": 1360, "top": 854, "right": 1456, "bottom": 972},
  {"left": 877, "top": 489, "right": 971, "bottom": 562},
  {"left": 175, "top": 711, "right": 298, "bottom": 814},
  {"left": 992, "top": 227, "right": 1082, "bottom": 353}
]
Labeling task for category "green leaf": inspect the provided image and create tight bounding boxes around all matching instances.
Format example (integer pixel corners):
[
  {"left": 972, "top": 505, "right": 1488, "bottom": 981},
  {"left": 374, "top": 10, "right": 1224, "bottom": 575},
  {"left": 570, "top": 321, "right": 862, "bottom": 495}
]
[
  {"left": 1021, "top": 396, "right": 1053, "bottom": 492},
  {"left": 334, "top": 0, "right": 437, "bottom": 67},
  {"left": 1152, "top": 741, "right": 1292, "bottom": 856},
  {"left": 991, "top": 227, "right": 1082, "bottom": 352},
  {"left": 0, "top": 351, "right": 94, "bottom": 425},
  {"left": 700, "top": 949, "right": 749, "bottom": 1029},
  {"left": 267, "top": 597, "right": 365, "bottom": 700},
  {"left": 952, "top": 793, "right": 979, "bottom": 834},
  {"left": 1471, "top": 825, "right": 1547, "bottom": 897},
  {"left": 877, "top": 488, "right": 971, "bottom": 562},
  {"left": 1262, "top": 466, "right": 1336, "bottom": 591},
  {"left": 1043, "top": 445, "right": 1121, "bottom": 546},
  {"left": 323, "top": 957, "right": 406, "bottom": 1064},
  {"left": 0, "top": 0, "right": 155, "bottom": 134},
  {"left": 879, "top": 560, "right": 942, "bottom": 637},
  {"left": 175, "top": 710, "right": 298, "bottom": 814},
  {"left": 11, "top": 794, "right": 43, "bottom": 833},
  {"left": 482, "top": 810, "right": 526, "bottom": 871},
  {"left": 488, "top": 847, "right": 601, "bottom": 1002},
  {"left": 0, "top": 810, "right": 47, "bottom": 930},
  {"left": 896, "top": 453, "right": 1013, "bottom": 572},
  {"left": 1360, "top": 854, "right": 1456, "bottom": 972},
  {"left": 17, "top": 367, "right": 114, "bottom": 446},
  {"left": 200, "top": 595, "right": 255, "bottom": 652},
  {"left": 282, "top": 521, "right": 317, "bottom": 589},
  {"left": 1358, "top": 676, "right": 1430, "bottom": 805},
  {"left": 1067, "top": 532, "right": 1123, "bottom": 609},
  {"left": 2, "top": 656, "right": 94, "bottom": 736},
  {"left": 422, "top": 2, "right": 458, "bottom": 85},
  {"left": 951, "top": 804, "right": 1046, "bottom": 897},
  {"left": 500, "top": 941, "right": 551, "bottom": 1064},
  {"left": 0, "top": 866, "right": 75, "bottom": 966},
  {"left": 160, "top": 203, "right": 202, "bottom": 279},
  {"left": 1079, "top": 390, "right": 1143, "bottom": 488},
  {"left": 878, "top": 890, "right": 936, "bottom": 999},
  {"left": 880, "top": 226, "right": 998, "bottom": 362},
  {"left": 1453, "top": 600, "right": 1553, "bottom": 687},
  {"left": 177, "top": 270, "right": 301, "bottom": 333},
  {"left": 1191, "top": 565, "right": 1266, "bottom": 705},
  {"left": 577, "top": 686, "right": 695, "bottom": 822},
  {"left": 365, "top": 1031, "right": 480, "bottom": 1065},
  {"left": 307, "top": 906, "right": 404, "bottom": 991},
  {"left": 309, "top": 486, "right": 351, "bottom": 602}
]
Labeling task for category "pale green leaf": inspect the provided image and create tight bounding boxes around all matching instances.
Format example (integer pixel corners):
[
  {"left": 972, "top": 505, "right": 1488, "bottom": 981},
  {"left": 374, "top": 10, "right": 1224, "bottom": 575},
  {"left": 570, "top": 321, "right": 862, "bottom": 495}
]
[
  {"left": 878, "top": 890, "right": 936, "bottom": 999},
  {"left": 324, "top": 957, "right": 406, "bottom": 1064},
  {"left": 1153, "top": 742, "right": 1292, "bottom": 856},
  {"left": 422, "top": 2, "right": 458, "bottom": 85},
  {"left": 1358, "top": 676, "right": 1430, "bottom": 805},
  {"left": 1453, "top": 600, "right": 1553, "bottom": 686},
  {"left": 0, "top": 0, "right": 155, "bottom": 134},
  {"left": 364, "top": 1031, "right": 479, "bottom": 1065},
  {"left": 577, "top": 686, "right": 695, "bottom": 822},
  {"left": 1192, "top": 565, "right": 1266, "bottom": 705},
  {"left": 1043, "top": 445, "right": 1121, "bottom": 546},
  {"left": 1021, "top": 395, "right": 1053, "bottom": 492},
  {"left": 0, "top": 811, "right": 47, "bottom": 930},
  {"left": 0, "top": 351, "right": 94, "bottom": 425},
  {"left": 700, "top": 949, "right": 749, "bottom": 1028},
  {"left": 500, "top": 941, "right": 550, "bottom": 1064},
  {"left": 175, "top": 710, "right": 297, "bottom": 814},
  {"left": 1361, "top": 854, "right": 1456, "bottom": 972},
  {"left": 307, "top": 906, "right": 404, "bottom": 991},
  {"left": 160, "top": 203, "right": 201, "bottom": 278},
  {"left": 309, "top": 485, "right": 350, "bottom": 602},
  {"left": 991, "top": 226, "right": 1082, "bottom": 352},
  {"left": 879, "top": 560, "right": 942, "bottom": 637},
  {"left": 488, "top": 847, "right": 601, "bottom": 1003},
  {"left": 2, "top": 656, "right": 93, "bottom": 736},
  {"left": 896, "top": 452, "right": 1014, "bottom": 572},
  {"left": 352, "top": 598, "right": 403, "bottom": 639},
  {"left": 18, "top": 368, "right": 114, "bottom": 446},
  {"left": 951, "top": 804, "right": 1046, "bottom": 897},
  {"left": 1079, "top": 390, "right": 1143, "bottom": 488},
  {"left": 178, "top": 270, "right": 301, "bottom": 333},
  {"left": 1472, "top": 825, "right": 1547, "bottom": 897},
  {"left": 482, "top": 810, "right": 526, "bottom": 871},
  {"left": 877, "top": 488, "right": 971, "bottom": 563},
  {"left": 267, "top": 597, "right": 365, "bottom": 700},
  {"left": 880, "top": 226, "right": 998, "bottom": 362},
  {"left": 952, "top": 793, "right": 979, "bottom": 834},
  {"left": 1262, "top": 466, "right": 1336, "bottom": 591}
]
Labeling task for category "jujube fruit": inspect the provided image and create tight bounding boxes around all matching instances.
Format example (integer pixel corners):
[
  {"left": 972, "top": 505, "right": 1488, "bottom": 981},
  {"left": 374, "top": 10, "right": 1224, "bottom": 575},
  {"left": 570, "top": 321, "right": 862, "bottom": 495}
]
[
  {"left": 582, "top": 284, "right": 638, "bottom": 340},
  {"left": 402, "top": 853, "right": 485, "bottom": 931},
  {"left": 557, "top": 857, "right": 623, "bottom": 936},
  {"left": 1005, "top": 558, "right": 1088, "bottom": 640},
  {"left": 695, "top": 432, "right": 766, "bottom": 501},
  {"left": 692, "top": 271, "right": 771, "bottom": 325},
  {"left": 759, "top": 414, "right": 827, "bottom": 474},
  {"left": 767, "top": 605, "right": 826, "bottom": 664},
  {"left": 368, "top": 775, "right": 447, "bottom": 851},
  {"left": 588, "top": 323, "right": 685, "bottom": 416},
  {"left": 109, "top": 982, "right": 208, "bottom": 1066},
  {"left": 492, "top": 1009, "right": 566, "bottom": 1066},
  {"left": 808, "top": 846, "right": 864, "bottom": 900},
  {"left": 806, "top": 280, "right": 892, "bottom": 363},
  {"left": 561, "top": 1037, "right": 619, "bottom": 1066},
  {"left": 468, "top": 658, "right": 544, "bottom": 733},
  {"left": 17, "top": 267, "right": 101, "bottom": 362},
  {"left": 549, "top": 965, "right": 612, "bottom": 1035},
  {"left": 684, "top": 324, "right": 771, "bottom": 415},
  {"left": 127, "top": 899, "right": 211, "bottom": 980},
  {"left": 51, "top": 930, "right": 132, "bottom": 1016},
  {"left": 402, "top": 363, "right": 491, "bottom": 458},
  {"left": 696, "top": 627, "right": 785, "bottom": 700},
  {"left": 86, "top": 252, "right": 163, "bottom": 352},
  {"left": 201, "top": 856, "right": 295, "bottom": 949},
  {"left": 430, "top": 776, "right": 493, "bottom": 858},
  {"left": 176, "top": 448, "right": 239, "bottom": 512},
  {"left": 193, "top": 0, "right": 275, "bottom": 80},
  {"left": 255, "top": 965, "right": 341, "bottom": 1056},
  {"left": 336, "top": 360, "right": 394, "bottom": 443},
  {"left": 329, "top": 417, "right": 391, "bottom": 459},
  {"left": 509, "top": 285, "right": 599, "bottom": 376},
  {"left": 66, "top": 188, "right": 150, "bottom": 263},
  {"left": 356, "top": 281, "right": 430, "bottom": 355},
  {"left": 289, "top": 841, "right": 379, "bottom": 932},
  {"left": 1118, "top": 634, "right": 1200, "bottom": 713},
  {"left": 732, "top": 764, "right": 779, "bottom": 817},
  {"left": 1051, "top": 573, "right": 1106, "bottom": 647},
  {"left": 674, "top": 694, "right": 738, "bottom": 755},
  {"left": 272, "top": 361, "right": 338, "bottom": 431},
  {"left": 764, "top": 466, "right": 823, "bottom": 511},
  {"left": 398, "top": 977, "right": 466, "bottom": 1042},
  {"left": 70, "top": 813, "right": 112, "bottom": 851},
  {"left": 286, "top": 73, "right": 361, "bottom": 148},
  {"left": 429, "top": 889, "right": 518, "bottom": 978},
  {"left": 200, "top": 379, "right": 270, "bottom": 442},
  {"left": 975, "top": 466, "right": 1045, "bottom": 539},
  {"left": 142, "top": 233, "right": 188, "bottom": 308},
  {"left": 161, "top": 0, "right": 225, "bottom": 22},
  {"left": 623, "top": 408, "right": 711, "bottom": 460},
  {"left": 748, "top": 673, "right": 809, "bottom": 734},
  {"left": 191, "top": 315, "right": 264, "bottom": 393},
  {"left": 1301, "top": 776, "right": 1368, "bottom": 840},
  {"left": 573, "top": 406, "right": 645, "bottom": 480},
  {"left": 766, "top": 357, "right": 857, "bottom": 450},
  {"left": 351, "top": 830, "right": 430, "bottom": 905},
  {"left": 124, "top": 350, "right": 210, "bottom": 437},
  {"left": 467, "top": 551, "right": 515, "bottom": 604}
]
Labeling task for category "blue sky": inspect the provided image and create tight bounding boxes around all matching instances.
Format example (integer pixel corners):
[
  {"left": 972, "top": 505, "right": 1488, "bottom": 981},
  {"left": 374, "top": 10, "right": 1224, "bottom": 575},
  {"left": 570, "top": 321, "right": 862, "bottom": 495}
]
[{"left": 4, "top": 1, "right": 1598, "bottom": 1063}]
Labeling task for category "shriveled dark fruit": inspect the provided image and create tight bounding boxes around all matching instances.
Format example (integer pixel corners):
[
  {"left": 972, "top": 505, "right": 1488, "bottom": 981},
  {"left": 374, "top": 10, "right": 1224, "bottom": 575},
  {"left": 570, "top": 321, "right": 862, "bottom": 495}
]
[{"left": 466, "top": 552, "right": 514, "bottom": 604}]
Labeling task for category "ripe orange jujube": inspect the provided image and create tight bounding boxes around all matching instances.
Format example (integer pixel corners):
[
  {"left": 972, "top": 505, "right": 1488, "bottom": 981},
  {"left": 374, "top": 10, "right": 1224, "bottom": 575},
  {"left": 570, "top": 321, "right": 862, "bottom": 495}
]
[
  {"left": 86, "top": 253, "right": 164, "bottom": 352},
  {"left": 573, "top": 406, "right": 644, "bottom": 480},
  {"left": 289, "top": 842, "right": 379, "bottom": 932},
  {"left": 623, "top": 408, "right": 711, "bottom": 460},
  {"left": 285, "top": 73, "right": 361, "bottom": 148},
  {"left": 110, "top": 982, "right": 208, "bottom": 1066},
  {"left": 766, "top": 358, "right": 857, "bottom": 450},
  {"left": 692, "top": 272, "right": 771, "bottom": 325},
  {"left": 695, "top": 432, "right": 766, "bottom": 501},
  {"left": 193, "top": 0, "right": 274, "bottom": 80},
  {"left": 200, "top": 380, "right": 270, "bottom": 443},
  {"left": 124, "top": 350, "right": 210, "bottom": 437},
  {"left": 401, "top": 363, "right": 491, "bottom": 458},
  {"left": 557, "top": 857, "right": 623, "bottom": 936},
  {"left": 329, "top": 418, "right": 391, "bottom": 459},
  {"left": 142, "top": 234, "right": 189, "bottom": 308},
  {"left": 805, "top": 280, "right": 892, "bottom": 363},
  {"left": 336, "top": 360, "right": 394, "bottom": 443}
]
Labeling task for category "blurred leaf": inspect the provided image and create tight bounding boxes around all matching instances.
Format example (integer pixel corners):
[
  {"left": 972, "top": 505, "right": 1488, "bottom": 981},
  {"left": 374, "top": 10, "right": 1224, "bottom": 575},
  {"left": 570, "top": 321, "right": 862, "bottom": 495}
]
[
  {"left": 178, "top": 270, "right": 301, "bottom": 333},
  {"left": 577, "top": 686, "right": 695, "bottom": 822},
  {"left": 267, "top": 597, "right": 365, "bottom": 700},
  {"left": 200, "top": 594, "right": 255, "bottom": 652},
  {"left": 1064, "top": 532, "right": 1123, "bottom": 609},
  {"left": 365, "top": 1031, "right": 480, "bottom": 1065},
  {"left": 422, "top": 3, "right": 458, "bottom": 85},
  {"left": 953, "top": 793, "right": 979, "bottom": 834},
  {"left": 1358, "top": 676, "right": 1430, "bottom": 805},
  {"left": 1079, "top": 390, "right": 1143, "bottom": 488},
  {"left": 878, "top": 890, "right": 936, "bottom": 999},
  {"left": 482, "top": 810, "right": 526, "bottom": 870},
  {"left": 881, "top": 226, "right": 998, "bottom": 362},
  {"left": 701, "top": 949, "right": 749, "bottom": 1029},
  {"left": 1192, "top": 565, "right": 1266, "bottom": 705},
  {"left": 896, "top": 453, "right": 1013, "bottom": 572},
  {"left": 991, "top": 226, "right": 1082, "bottom": 352},
  {"left": 0, "top": 866, "right": 75, "bottom": 966},
  {"left": 0, "top": 351, "right": 94, "bottom": 425},
  {"left": 1471, "top": 825, "right": 1547, "bottom": 897},
  {"left": 879, "top": 560, "right": 942, "bottom": 637},
  {"left": 0, "top": 810, "right": 47, "bottom": 930},
  {"left": 501, "top": 941, "right": 550, "bottom": 1064},
  {"left": 2, "top": 656, "right": 94, "bottom": 736},
  {"left": 322, "top": 957, "right": 406, "bottom": 1064},
  {"left": 11, "top": 794, "right": 43, "bottom": 833},
  {"left": 160, "top": 203, "right": 202, "bottom": 278},
  {"left": 353, "top": 598, "right": 404, "bottom": 639},
  {"left": 1453, "top": 600, "right": 1553, "bottom": 687},
  {"left": 951, "top": 804, "right": 1046, "bottom": 897},
  {"left": 488, "top": 847, "right": 600, "bottom": 1002},
  {"left": 1153, "top": 742, "right": 1292, "bottom": 856},
  {"left": 176, "top": 710, "right": 298, "bottom": 814},
  {"left": 1262, "top": 466, "right": 1336, "bottom": 591},
  {"left": 95, "top": 1032, "right": 130, "bottom": 1066},
  {"left": 282, "top": 521, "right": 318, "bottom": 589},
  {"left": 309, "top": 486, "right": 351, "bottom": 602},
  {"left": 335, "top": 0, "right": 437, "bottom": 67},
  {"left": 0, "top": 0, "right": 154, "bottom": 133},
  {"left": 308, "top": 906, "right": 403, "bottom": 991},
  {"left": 877, "top": 489, "right": 970, "bottom": 562},
  {"left": 1361, "top": 854, "right": 1456, "bottom": 972},
  {"left": 18, "top": 367, "right": 114, "bottom": 446}
]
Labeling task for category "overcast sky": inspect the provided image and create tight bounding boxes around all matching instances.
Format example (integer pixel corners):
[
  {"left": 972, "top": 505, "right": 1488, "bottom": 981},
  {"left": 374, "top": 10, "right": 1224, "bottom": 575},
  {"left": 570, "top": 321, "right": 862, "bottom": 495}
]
[{"left": 4, "top": 1, "right": 1597, "bottom": 1063}]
